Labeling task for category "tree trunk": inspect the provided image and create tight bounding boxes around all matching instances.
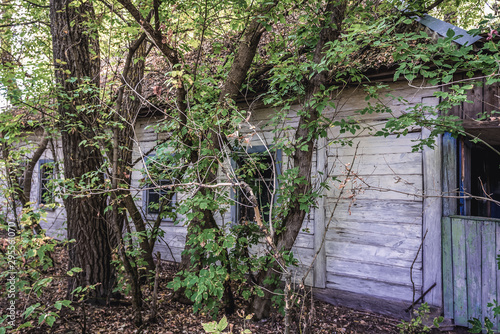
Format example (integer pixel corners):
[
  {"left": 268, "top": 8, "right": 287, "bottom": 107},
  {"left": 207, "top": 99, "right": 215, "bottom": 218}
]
[
  {"left": 117, "top": 0, "right": 273, "bottom": 313},
  {"left": 50, "top": 0, "right": 113, "bottom": 304},
  {"left": 110, "top": 35, "right": 157, "bottom": 274},
  {"left": 22, "top": 133, "right": 49, "bottom": 207},
  {"left": 249, "top": 0, "right": 347, "bottom": 320}
]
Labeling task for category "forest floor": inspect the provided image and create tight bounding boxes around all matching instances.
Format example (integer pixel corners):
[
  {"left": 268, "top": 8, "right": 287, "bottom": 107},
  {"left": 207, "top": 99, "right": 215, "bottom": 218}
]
[{"left": 2, "top": 245, "right": 471, "bottom": 334}]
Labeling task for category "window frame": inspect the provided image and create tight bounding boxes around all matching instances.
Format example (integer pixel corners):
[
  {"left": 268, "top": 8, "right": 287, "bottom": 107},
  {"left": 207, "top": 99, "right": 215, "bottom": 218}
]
[
  {"left": 230, "top": 146, "right": 281, "bottom": 225},
  {"left": 458, "top": 137, "right": 500, "bottom": 218},
  {"left": 38, "top": 159, "right": 55, "bottom": 206},
  {"left": 142, "top": 155, "right": 177, "bottom": 221}
]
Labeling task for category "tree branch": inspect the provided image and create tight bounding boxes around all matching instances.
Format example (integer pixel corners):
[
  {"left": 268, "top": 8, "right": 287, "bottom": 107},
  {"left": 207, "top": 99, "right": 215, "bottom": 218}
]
[{"left": 0, "top": 20, "right": 49, "bottom": 28}]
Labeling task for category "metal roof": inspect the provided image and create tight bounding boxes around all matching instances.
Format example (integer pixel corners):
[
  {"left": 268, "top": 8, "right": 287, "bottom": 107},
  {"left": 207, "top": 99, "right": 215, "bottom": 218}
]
[{"left": 415, "top": 14, "right": 482, "bottom": 45}]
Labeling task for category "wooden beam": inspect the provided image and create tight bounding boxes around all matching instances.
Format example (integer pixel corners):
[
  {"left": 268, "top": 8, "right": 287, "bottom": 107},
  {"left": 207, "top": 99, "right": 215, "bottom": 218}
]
[
  {"left": 442, "top": 217, "right": 454, "bottom": 319},
  {"left": 465, "top": 220, "right": 482, "bottom": 324},
  {"left": 442, "top": 133, "right": 458, "bottom": 217},
  {"left": 462, "top": 119, "right": 500, "bottom": 129},
  {"left": 313, "top": 286, "right": 441, "bottom": 322},
  {"left": 441, "top": 131, "right": 458, "bottom": 318},
  {"left": 452, "top": 218, "right": 467, "bottom": 326},
  {"left": 459, "top": 139, "right": 471, "bottom": 216},
  {"left": 422, "top": 127, "right": 443, "bottom": 307},
  {"left": 314, "top": 137, "right": 327, "bottom": 288}
]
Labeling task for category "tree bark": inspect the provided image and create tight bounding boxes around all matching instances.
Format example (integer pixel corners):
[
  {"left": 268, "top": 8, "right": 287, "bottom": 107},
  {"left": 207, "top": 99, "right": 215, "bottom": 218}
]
[{"left": 50, "top": 0, "right": 113, "bottom": 304}]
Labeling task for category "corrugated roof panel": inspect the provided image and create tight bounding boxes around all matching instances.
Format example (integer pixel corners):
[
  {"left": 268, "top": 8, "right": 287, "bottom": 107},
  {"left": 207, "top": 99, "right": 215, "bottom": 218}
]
[{"left": 416, "top": 14, "right": 482, "bottom": 45}]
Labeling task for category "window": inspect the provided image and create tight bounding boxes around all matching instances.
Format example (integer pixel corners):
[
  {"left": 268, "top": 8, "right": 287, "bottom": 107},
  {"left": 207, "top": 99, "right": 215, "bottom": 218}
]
[
  {"left": 39, "top": 159, "right": 55, "bottom": 205},
  {"left": 233, "top": 147, "right": 281, "bottom": 224},
  {"left": 143, "top": 155, "right": 176, "bottom": 218},
  {"left": 145, "top": 180, "right": 175, "bottom": 215},
  {"left": 459, "top": 139, "right": 500, "bottom": 218}
]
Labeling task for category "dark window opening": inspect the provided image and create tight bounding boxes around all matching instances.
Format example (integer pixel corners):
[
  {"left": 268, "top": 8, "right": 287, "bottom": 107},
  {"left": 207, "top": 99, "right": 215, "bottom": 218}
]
[
  {"left": 235, "top": 151, "right": 278, "bottom": 224},
  {"left": 39, "top": 160, "right": 55, "bottom": 205},
  {"left": 143, "top": 155, "right": 176, "bottom": 218},
  {"left": 470, "top": 143, "right": 500, "bottom": 218},
  {"left": 145, "top": 180, "right": 174, "bottom": 215},
  {"left": 459, "top": 139, "right": 500, "bottom": 218}
]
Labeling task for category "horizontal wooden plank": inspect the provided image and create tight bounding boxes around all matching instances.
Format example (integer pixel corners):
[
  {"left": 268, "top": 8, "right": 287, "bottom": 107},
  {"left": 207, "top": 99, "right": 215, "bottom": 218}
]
[
  {"left": 326, "top": 258, "right": 422, "bottom": 287},
  {"left": 326, "top": 199, "right": 422, "bottom": 225},
  {"left": 330, "top": 104, "right": 423, "bottom": 122},
  {"left": 314, "top": 286, "right": 417, "bottom": 321},
  {"left": 328, "top": 152, "right": 422, "bottom": 176},
  {"left": 326, "top": 242, "right": 422, "bottom": 268},
  {"left": 156, "top": 232, "right": 187, "bottom": 249},
  {"left": 291, "top": 246, "right": 315, "bottom": 266},
  {"left": 330, "top": 97, "right": 438, "bottom": 123},
  {"left": 324, "top": 81, "right": 435, "bottom": 114},
  {"left": 326, "top": 273, "right": 418, "bottom": 302},
  {"left": 326, "top": 122, "right": 421, "bottom": 142},
  {"left": 326, "top": 174, "right": 423, "bottom": 201},
  {"left": 135, "top": 141, "right": 158, "bottom": 154},
  {"left": 298, "top": 220, "right": 315, "bottom": 235},
  {"left": 294, "top": 233, "right": 314, "bottom": 249},
  {"left": 449, "top": 215, "right": 500, "bottom": 223},
  {"left": 251, "top": 85, "right": 434, "bottom": 131},
  {"left": 327, "top": 132, "right": 423, "bottom": 156},
  {"left": 41, "top": 214, "right": 67, "bottom": 239},
  {"left": 325, "top": 227, "right": 422, "bottom": 251},
  {"left": 325, "top": 219, "right": 421, "bottom": 239}
]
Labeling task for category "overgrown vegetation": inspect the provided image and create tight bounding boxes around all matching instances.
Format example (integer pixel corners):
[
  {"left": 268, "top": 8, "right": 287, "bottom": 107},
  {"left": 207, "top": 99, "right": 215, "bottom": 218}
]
[{"left": 1, "top": 0, "right": 499, "bottom": 332}]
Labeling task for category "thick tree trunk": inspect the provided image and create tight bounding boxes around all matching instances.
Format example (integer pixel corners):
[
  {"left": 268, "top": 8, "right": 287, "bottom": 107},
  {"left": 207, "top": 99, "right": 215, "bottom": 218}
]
[
  {"left": 249, "top": 0, "right": 347, "bottom": 320},
  {"left": 50, "top": 0, "right": 113, "bottom": 304}
]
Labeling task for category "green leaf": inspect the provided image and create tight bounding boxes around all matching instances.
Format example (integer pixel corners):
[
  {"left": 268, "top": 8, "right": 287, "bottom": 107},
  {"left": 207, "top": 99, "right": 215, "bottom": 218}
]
[
  {"left": 443, "top": 74, "right": 453, "bottom": 83},
  {"left": 405, "top": 74, "right": 416, "bottom": 81},
  {"left": 54, "top": 300, "right": 72, "bottom": 310},
  {"left": 23, "top": 303, "right": 41, "bottom": 319},
  {"left": 217, "top": 316, "right": 228, "bottom": 332},
  {"left": 202, "top": 321, "right": 217, "bottom": 333},
  {"left": 67, "top": 267, "right": 82, "bottom": 276},
  {"left": 46, "top": 315, "right": 56, "bottom": 327}
]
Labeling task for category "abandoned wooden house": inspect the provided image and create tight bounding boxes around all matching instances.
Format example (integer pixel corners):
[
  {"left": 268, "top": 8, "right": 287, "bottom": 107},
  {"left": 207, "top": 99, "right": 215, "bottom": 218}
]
[{"left": 7, "top": 14, "right": 500, "bottom": 330}]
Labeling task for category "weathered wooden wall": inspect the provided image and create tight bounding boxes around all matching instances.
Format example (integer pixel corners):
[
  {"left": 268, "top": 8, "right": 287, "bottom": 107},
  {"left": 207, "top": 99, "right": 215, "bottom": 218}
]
[
  {"left": 316, "top": 81, "right": 440, "bottom": 304},
  {"left": 323, "top": 129, "right": 424, "bottom": 302},
  {"left": 247, "top": 80, "right": 442, "bottom": 306},
  {"left": 442, "top": 216, "right": 500, "bottom": 330}
]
